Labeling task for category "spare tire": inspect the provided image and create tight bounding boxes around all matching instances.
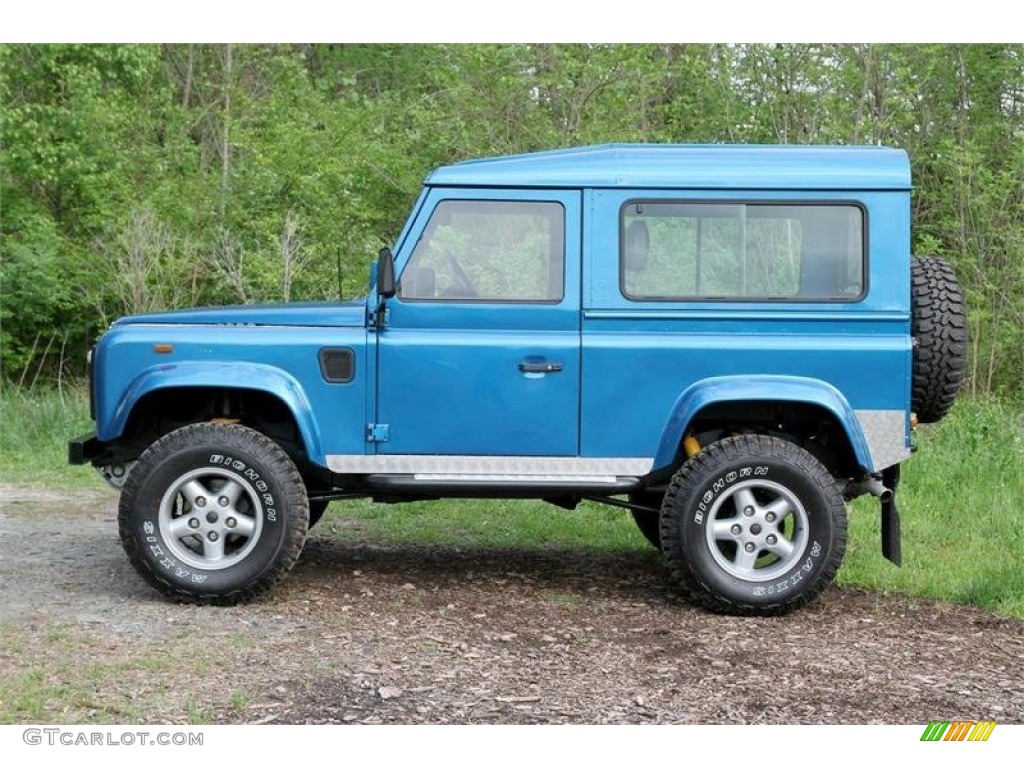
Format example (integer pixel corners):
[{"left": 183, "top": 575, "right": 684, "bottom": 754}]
[{"left": 911, "top": 256, "right": 967, "bottom": 423}]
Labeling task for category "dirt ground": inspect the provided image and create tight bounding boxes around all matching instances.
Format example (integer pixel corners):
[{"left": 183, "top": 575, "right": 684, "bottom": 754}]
[{"left": 0, "top": 484, "right": 1021, "bottom": 725}]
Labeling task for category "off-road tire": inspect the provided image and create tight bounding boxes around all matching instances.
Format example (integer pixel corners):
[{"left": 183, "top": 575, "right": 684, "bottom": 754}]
[
  {"left": 660, "top": 435, "right": 847, "bottom": 616},
  {"left": 118, "top": 423, "right": 309, "bottom": 605},
  {"left": 911, "top": 256, "right": 967, "bottom": 423}
]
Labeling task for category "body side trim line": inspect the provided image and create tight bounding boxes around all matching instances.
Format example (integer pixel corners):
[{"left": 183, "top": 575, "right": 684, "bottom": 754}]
[{"left": 583, "top": 310, "right": 909, "bottom": 322}]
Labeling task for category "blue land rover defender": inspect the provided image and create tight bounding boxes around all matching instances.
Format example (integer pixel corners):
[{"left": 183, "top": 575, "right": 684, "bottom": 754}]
[{"left": 70, "top": 145, "right": 966, "bottom": 615}]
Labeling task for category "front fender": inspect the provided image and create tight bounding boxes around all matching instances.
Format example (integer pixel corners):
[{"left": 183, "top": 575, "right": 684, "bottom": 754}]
[
  {"left": 103, "top": 361, "right": 324, "bottom": 465},
  {"left": 651, "top": 375, "right": 873, "bottom": 472}
]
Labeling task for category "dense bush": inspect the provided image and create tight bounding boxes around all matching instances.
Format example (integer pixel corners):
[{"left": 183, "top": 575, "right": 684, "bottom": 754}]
[{"left": 2, "top": 44, "right": 1022, "bottom": 396}]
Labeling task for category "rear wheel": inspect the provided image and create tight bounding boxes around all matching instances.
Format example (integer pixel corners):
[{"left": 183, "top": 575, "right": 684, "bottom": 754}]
[
  {"left": 118, "top": 423, "right": 309, "bottom": 605},
  {"left": 660, "top": 435, "right": 847, "bottom": 615}
]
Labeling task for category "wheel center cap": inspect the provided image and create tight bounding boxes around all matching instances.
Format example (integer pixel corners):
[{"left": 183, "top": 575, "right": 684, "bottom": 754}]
[{"left": 750, "top": 523, "right": 763, "bottom": 535}]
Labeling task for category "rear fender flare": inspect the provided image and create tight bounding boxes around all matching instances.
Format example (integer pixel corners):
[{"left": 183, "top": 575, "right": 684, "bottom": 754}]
[{"left": 651, "top": 375, "right": 873, "bottom": 473}]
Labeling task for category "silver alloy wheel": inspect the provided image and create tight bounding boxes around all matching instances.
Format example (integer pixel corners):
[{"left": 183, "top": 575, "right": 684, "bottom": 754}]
[
  {"left": 157, "top": 467, "right": 264, "bottom": 571},
  {"left": 705, "top": 479, "right": 809, "bottom": 582}
]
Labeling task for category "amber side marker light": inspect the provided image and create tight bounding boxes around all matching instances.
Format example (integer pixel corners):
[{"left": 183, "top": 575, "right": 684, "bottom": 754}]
[
  {"left": 910, "top": 412, "right": 919, "bottom": 430},
  {"left": 154, "top": 344, "right": 174, "bottom": 354}
]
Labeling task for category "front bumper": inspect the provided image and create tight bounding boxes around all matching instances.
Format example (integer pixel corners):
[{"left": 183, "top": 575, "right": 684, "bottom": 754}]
[{"left": 68, "top": 432, "right": 103, "bottom": 465}]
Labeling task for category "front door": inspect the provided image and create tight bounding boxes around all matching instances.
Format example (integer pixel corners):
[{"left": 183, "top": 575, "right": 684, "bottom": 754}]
[{"left": 376, "top": 188, "right": 581, "bottom": 457}]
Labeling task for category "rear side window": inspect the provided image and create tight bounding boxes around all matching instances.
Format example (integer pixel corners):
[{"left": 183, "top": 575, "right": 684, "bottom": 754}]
[
  {"left": 399, "top": 200, "right": 564, "bottom": 303},
  {"left": 621, "top": 202, "right": 865, "bottom": 301}
]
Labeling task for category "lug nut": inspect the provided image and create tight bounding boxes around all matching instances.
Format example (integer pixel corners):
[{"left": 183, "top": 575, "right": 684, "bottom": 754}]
[
  {"left": 766, "top": 534, "right": 777, "bottom": 545},
  {"left": 195, "top": 497, "right": 207, "bottom": 507},
  {"left": 187, "top": 517, "right": 200, "bottom": 529},
  {"left": 730, "top": 524, "right": 742, "bottom": 535},
  {"left": 743, "top": 506, "right": 755, "bottom": 517},
  {"left": 225, "top": 517, "right": 237, "bottom": 529},
  {"left": 219, "top": 496, "right": 229, "bottom": 507},
  {"left": 208, "top": 531, "right": 219, "bottom": 542},
  {"left": 744, "top": 542, "right": 756, "bottom": 553},
  {"left": 766, "top": 512, "right": 776, "bottom": 523}
]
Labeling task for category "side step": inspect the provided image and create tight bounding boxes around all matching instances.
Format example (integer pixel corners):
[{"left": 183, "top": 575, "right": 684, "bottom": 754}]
[{"left": 364, "top": 473, "right": 642, "bottom": 498}]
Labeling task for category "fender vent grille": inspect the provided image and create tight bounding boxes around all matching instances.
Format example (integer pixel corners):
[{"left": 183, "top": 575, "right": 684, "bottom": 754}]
[{"left": 319, "top": 348, "right": 355, "bottom": 383}]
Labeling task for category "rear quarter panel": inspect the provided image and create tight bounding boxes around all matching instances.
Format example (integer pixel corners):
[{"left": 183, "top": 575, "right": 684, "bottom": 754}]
[{"left": 580, "top": 188, "right": 912, "bottom": 470}]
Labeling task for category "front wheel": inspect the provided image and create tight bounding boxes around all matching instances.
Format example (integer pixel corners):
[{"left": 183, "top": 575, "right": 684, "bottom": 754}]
[
  {"left": 660, "top": 435, "right": 847, "bottom": 615},
  {"left": 118, "top": 423, "right": 309, "bottom": 605}
]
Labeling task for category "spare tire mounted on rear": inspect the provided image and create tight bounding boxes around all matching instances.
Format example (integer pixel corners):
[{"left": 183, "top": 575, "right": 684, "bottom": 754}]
[{"left": 910, "top": 256, "right": 967, "bottom": 424}]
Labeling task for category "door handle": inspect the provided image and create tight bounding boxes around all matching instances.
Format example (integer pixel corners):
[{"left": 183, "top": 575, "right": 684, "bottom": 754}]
[{"left": 518, "top": 361, "right": 564, "bottom": 373}]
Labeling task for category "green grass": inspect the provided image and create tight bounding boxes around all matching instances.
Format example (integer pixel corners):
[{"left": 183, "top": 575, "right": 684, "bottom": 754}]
[
  {"left": 840, "top": 398, "right": 1024, "bottom": 618},
  {"left": 0, "top": 658, "right": 172, "bottom": 723},
  {"left": 0, "top": 669, "right": 72, "bottom": 723},
  {"left": 323, "top": 495, "right": 648, "bottom": 552},
  {"left": 0, "top": 384, "right": 94, "bottom": 489},
  {"left": 0, "top": 620, "right": 255, "bottom": 724},
  {"left": 228, "top": 690, "right": 250, "bottom": 713},
  {"left": 1, "top": 386, "right": 1021, "bottom": 618},
  {"left": 185, "top": 699, "right": 216, "bottom": 725}
]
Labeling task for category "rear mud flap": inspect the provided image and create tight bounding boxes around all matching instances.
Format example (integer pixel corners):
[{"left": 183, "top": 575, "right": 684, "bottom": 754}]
[{"left": 881, "top": 465, "right": 902, "bottom": 566}]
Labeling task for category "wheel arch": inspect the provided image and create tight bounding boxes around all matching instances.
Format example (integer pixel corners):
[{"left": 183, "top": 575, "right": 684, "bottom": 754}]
[
  {"left": 105, "top": 362, "right": 325, "bottom": 467},
  {"left": 651, "top": 375, "right": 874, "bottom": 476}
]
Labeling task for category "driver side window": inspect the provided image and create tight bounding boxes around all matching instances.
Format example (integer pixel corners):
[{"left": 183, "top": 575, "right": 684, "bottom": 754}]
[{"left": 398, "top": 200, "right": 564, "bottom": 303}]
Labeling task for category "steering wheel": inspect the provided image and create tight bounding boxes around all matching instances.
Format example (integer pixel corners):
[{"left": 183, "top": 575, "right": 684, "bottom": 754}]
[{"left": 446, "top": 254, "right": 478, "bottom": 298}]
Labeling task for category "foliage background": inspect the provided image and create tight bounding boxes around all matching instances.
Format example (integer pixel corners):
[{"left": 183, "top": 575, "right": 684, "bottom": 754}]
[{"left": 2, "top": 44, "right": 1022, "bottom": 395}]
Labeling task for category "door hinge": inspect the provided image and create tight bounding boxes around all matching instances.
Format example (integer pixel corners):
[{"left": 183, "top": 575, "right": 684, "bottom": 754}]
[
  {"left": 367, "top": 305, "right": 388, "bottom": 331},
  {"left": 367, "top": 423, "right": 390, "bottom": 442}
]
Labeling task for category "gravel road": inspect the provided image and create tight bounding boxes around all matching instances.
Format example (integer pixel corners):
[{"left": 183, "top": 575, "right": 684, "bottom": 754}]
[{"left": 0, "top": 484, "right": 1020, "bottom": 725}]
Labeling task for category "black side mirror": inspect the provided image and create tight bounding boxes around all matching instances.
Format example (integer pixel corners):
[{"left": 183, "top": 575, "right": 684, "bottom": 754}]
[{"left": 377, "top": 247, "right": 396, "bottom": 299}]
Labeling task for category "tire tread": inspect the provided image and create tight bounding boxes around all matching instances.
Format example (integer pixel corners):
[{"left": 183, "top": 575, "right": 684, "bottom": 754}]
[
  {"left": 118, "top": 423, "right": 308, "bottom": 606},
  {"left": 911, "top": 256, "right": 967, "bottom": 423},
  {"left": 659, "top": 434, "right": 847, "bottom": 616}
]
